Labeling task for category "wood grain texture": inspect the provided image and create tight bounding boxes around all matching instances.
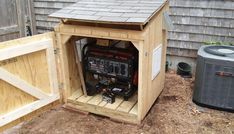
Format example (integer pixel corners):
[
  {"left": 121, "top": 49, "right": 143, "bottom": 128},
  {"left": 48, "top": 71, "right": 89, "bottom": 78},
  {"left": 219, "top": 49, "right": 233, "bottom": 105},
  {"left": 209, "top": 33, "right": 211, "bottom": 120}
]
[
  {"left": 0, "top": 68, "right": 49, "bottom": 100},
  {"left": 0, "top": 80, "right": 37, "bottom": 116},
  {"left": 0, "top": 0, "right": 20, "bottom": 42},
  {"left": 0, "top": 0, "right": 37, "bottom": 42},
  {"left": 138, "top": 2, "right": 169, "bottom": 120},
  {"left": 67, "top": 92, "right": 139, "bottom": 124},
  {"left": 72, "top": 40, "right": 87, "bottom": 96},
  {"left": 53, "top": 1, "right": 169, "bottom": 124},
  {"left": 0, "top": 33, "right": 59, "bottom": 129}
]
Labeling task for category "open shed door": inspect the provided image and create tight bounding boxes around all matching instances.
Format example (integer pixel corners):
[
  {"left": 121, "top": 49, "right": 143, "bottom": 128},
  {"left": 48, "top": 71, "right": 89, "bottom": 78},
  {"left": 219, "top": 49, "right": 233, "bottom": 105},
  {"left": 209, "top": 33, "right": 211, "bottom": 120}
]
[{"left": 0, "top": 32, "right": 59, "bottom": 128}]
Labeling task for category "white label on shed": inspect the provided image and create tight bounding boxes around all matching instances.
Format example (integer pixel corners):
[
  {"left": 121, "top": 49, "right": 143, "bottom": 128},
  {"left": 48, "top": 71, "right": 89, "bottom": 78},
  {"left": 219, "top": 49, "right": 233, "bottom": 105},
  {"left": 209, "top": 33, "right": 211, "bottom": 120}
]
[{"left": 152, "top": 44, "right": 162, "bottom": 80}]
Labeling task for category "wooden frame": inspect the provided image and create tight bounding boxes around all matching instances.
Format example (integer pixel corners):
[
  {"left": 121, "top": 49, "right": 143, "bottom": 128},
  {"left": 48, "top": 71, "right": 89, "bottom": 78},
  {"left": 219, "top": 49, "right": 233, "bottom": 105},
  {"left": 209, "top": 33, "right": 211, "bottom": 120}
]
[
  {"left": 0, "top": 34, "right": 59, "bottom": 127},
  {"left": 53, "top": 1, "right": 169, "bottom": 124},
  {"left": 0, "top": 1, "right": 169, "bottom": 131}
]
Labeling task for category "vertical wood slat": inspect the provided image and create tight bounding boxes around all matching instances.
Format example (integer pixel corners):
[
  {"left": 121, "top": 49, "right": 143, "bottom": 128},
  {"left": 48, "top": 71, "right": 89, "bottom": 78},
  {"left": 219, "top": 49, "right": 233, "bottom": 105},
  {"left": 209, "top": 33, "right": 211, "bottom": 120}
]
[
  {"left": 33, "top": 0, "right": 77, "bottom": 34},
  {"left": 0, "top": 0, "right": 37, "bottom": 42},
  {"left": 168, "top": 0, "right": 234, "bottom": 58},
  {"left": 27, "top": 0, "right": 37, "bottom": 35},
  {"left": 16, "top": 0, "right": 24, "bottom": 37},
  {"left": 0, "top": 0, "right": 20, "bottom": 42}
]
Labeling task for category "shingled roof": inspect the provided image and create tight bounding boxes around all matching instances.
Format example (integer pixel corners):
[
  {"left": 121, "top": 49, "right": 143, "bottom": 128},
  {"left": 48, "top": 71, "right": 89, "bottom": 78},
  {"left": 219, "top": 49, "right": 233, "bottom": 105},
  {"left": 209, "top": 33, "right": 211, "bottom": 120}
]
[{"left": 50, "top": 0, "right": 167, "bottom": 25}]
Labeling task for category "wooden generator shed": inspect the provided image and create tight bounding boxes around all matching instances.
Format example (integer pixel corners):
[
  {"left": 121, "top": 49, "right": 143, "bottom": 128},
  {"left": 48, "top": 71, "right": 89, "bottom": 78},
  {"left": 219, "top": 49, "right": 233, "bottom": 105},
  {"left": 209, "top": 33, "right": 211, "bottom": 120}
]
[{"left": 0, "top": 0, "right": 169, "bottom": 130}]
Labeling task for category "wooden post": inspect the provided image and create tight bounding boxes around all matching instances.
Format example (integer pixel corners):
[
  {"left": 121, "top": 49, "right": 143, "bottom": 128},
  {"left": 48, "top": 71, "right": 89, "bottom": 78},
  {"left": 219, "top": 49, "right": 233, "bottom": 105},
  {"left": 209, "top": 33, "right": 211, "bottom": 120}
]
[
  {"left": 72, "top": 39, "right": 87, "bottom": 96},
  {"left": 26, "top": 0, "right": 37, "bottom": 35}
]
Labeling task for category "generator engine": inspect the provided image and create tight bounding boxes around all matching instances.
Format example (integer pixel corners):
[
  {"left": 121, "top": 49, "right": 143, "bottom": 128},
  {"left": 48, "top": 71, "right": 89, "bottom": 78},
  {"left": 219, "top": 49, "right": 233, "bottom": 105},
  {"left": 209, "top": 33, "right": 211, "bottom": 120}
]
[{"left": 82, "top": 41, "right": 138, "bottom": 102}]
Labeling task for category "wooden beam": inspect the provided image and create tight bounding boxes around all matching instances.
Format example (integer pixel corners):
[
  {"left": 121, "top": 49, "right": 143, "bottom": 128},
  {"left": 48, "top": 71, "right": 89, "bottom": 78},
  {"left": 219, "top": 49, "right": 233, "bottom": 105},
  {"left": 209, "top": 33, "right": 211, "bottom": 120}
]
[
  {"left": 46, "top": 43, "right": 59, "bottom": 94},
  {"left": 64, "top": 20, "right": 144, "bottom": 31},
  {"left": 55, "top": 33, "right": 71, "bottom": 102},
  {"left": 57, "top": 24, "right": 144, "bottom": 42},
  {"left": 137, "top": 41, "right": 147, "bottom": 121},
  {"left": 61, "top": 34, "right": 72, "bottom": 44},
  {"left": 0, "top": 94, "right": 59, "bottom": 127},
  {"left": 16, "top": 0, "right": 25, "bottom": 37},
  {"left": 0, "top": 25, "right": 19, "bottom": 35},
  {"left": 27, "top": 0, "right": 37, "bottom": 35},
  {"left": 0, "top": 68, "right": 49, "bottom": 99},
  {"left": 131, "top": 41, "right": 140, "bottom": 51},
  {"left": 73, "top": 40, "right": 87, "bottom": 96},
  {"left": 0, "top": 39, "right": 52, "bottom": 61}
]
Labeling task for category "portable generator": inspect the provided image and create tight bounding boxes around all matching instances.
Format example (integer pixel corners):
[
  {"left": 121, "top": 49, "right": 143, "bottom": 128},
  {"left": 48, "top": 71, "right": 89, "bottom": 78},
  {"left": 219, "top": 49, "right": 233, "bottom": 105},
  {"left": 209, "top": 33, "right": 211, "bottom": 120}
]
[{"left": 82, "top": 40, "right": 138, "bottom": 102}]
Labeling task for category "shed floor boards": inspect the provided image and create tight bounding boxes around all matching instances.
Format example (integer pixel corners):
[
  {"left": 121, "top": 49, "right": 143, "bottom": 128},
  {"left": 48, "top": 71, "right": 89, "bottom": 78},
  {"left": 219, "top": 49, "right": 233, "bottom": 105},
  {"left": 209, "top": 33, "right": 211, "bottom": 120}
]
[{"left": 67, "top": 89, "right": 138, "bottom": 123}]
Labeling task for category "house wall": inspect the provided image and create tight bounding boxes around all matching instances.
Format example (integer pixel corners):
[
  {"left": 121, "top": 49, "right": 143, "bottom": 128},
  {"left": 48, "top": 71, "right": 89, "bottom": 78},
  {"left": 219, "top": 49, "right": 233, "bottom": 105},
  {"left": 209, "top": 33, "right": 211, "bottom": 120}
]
[
  {"left": 33, "top": 0, "right": 234, "bottom": 72},
  {"left": 0, "top": 0, "right": 36, "bottom": 42},
  {"left": 167, "top": 0, "right": 234, "bottom": 72},
  {"left": 34, "top": 0, "right": 77, "bottom": 33}
]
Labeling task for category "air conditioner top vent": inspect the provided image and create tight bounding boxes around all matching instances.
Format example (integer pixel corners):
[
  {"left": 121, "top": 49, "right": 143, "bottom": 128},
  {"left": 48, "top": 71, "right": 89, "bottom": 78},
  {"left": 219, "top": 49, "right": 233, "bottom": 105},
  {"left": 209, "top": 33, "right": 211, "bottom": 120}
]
[{"left": 198, "top": 45, "right": 234, "bottom": 62}]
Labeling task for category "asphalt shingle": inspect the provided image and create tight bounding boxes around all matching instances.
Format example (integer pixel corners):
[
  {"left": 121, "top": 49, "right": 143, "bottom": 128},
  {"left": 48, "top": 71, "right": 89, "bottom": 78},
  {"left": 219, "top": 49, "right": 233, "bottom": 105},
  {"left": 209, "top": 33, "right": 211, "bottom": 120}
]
[{"left": 50, "top": 0, "right": 167, "bottom": 24}]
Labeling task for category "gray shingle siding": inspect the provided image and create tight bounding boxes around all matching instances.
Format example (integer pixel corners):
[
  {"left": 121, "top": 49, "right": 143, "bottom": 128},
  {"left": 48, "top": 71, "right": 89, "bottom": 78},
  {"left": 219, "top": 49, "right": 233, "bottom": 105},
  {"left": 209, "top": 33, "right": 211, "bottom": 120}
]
[
  {"left": 33, "top": 0, "right": 234, "bottom": 71},
  {"left": 168, "top": 0, "right": 234, "bottom": 58},
  {"left": 34, "top": 0, "right": 76, "bottom": 33}
]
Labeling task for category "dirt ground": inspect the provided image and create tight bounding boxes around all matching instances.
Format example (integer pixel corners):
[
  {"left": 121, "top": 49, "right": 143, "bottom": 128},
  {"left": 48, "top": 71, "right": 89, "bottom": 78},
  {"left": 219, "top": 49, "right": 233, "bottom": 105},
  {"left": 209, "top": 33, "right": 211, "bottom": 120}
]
[{"left": 3, "top": 71, "right": 234, "bottom": 134}]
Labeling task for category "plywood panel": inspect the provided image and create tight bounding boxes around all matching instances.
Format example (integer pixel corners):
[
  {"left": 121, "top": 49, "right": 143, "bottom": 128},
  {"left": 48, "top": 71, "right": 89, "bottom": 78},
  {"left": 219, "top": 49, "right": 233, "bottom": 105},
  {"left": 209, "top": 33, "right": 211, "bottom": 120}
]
[
  {"left": 139, "top": 2, "right": 169, "bottom": 120},
  {"left": 0, "top": 80, "right": 36, "bottom": 115},
  {"left": 1, "top": 51, "right": 51, "bottom": 94},
  {"left": 65, "top": 39, "right": 82, "bottom": 96},
  {"left": 0, "top": 32, "right": 59, "bottom": 130}
]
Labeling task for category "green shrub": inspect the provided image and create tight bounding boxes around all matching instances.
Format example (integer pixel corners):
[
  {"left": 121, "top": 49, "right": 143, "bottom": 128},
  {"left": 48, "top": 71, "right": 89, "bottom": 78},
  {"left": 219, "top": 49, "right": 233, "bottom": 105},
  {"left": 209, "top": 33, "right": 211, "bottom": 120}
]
[{"left": 204, "top": 41, "right": 233, "bottom": 46}]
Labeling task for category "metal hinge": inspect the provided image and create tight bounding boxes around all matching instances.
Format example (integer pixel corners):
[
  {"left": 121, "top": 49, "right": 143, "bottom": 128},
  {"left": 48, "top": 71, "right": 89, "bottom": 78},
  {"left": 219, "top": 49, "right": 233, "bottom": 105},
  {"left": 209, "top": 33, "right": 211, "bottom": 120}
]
[
  {"left": 145, "top": 52, "right": 148, "bottom": 56},
  {"left": 54, "top": 48, "right": 60, "bottom": 55},
  {"left": 54, "top": 33, "right": 59, "bottom": 55}
]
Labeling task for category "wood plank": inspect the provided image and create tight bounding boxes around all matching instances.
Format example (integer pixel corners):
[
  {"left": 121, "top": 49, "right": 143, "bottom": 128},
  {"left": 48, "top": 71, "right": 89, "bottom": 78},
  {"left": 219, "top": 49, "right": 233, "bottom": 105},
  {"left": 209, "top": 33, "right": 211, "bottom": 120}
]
[
  {"left": 0, "top": 39, "right": 52, "bottom": 61},
  {"left": 0, "top": 32, "right": 59, "bottom": 131},
  {"left": 0, "top": 25, "right": 19, "bottom": 35},
  {"left": 46, "top": 43, "right": 59, "bottom": 95},
  {"left": 105, "top": 97, "right": 124, "bottom": 110},
  {"left": 77, "top": 95, "right": 93, "bottom": 103},
  {"left": 56, "top": 24, "right": 145, "bottom": 42},
  {"left": 87, "top": 94, "right": 102, "bottom": 105},
  {"left": 138, "top": 2, "right": 168, "bottom": 120},
  {"left": 16, "top": 0, "right": 24, "bottom": 37},
  {"left": 137, "top": 40, "right": 147, "bottom": 121},
  {"left": 129, "top": 103, "right": 138, "bottom": 116},
  {"left": 0, "top": 94, "right": 59, "bottom": 127},
  {"left": 0, "top": 68, "right": 49, "bottom": 99},
  {"left": 65, "top": 102, "right": 139, "bottom": 124},
  {"left": 98, "top": 101, "right": 107, "bottom": 107},
  {"left": 68, "top": 89, "right": 83, "bottom": 101},
  {"left": 73, "top": 41, "right": 87, "bottom": 96},
  {"left": 27, "top": 0, "right": 37, "bottom": 35},
  {"left": 117, "top": 94, "right": 138, "bottom": 113}
]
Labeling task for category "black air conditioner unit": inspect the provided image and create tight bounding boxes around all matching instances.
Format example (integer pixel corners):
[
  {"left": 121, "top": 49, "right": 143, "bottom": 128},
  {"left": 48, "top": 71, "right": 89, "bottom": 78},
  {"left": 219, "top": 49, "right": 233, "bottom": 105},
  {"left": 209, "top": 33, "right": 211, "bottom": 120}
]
[{"left": 193, "top": 45, "right": 234, "bottom": 111}]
